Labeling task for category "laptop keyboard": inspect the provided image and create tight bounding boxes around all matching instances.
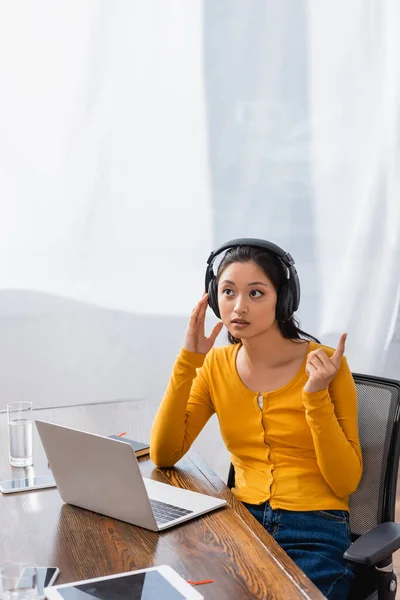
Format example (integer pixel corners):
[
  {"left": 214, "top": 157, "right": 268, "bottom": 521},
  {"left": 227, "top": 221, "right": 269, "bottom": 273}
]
[{"left": 150, "top": 498, "right": 194, "bottom": 524}]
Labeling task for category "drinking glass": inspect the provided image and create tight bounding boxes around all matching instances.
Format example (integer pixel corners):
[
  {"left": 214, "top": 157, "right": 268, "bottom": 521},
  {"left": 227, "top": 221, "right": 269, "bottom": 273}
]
[{"left": 7, "top": 402, "right": 33, "bottom": 467}]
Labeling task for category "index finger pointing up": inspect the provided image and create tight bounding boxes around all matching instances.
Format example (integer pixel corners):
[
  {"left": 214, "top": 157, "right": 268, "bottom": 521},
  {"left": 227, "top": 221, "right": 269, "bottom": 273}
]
[{"left": 330, "top": 333, "right": 347, "bottom": 367}]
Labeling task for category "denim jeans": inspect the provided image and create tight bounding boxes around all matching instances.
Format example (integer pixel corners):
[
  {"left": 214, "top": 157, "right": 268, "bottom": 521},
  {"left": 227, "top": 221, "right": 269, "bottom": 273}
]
[{"left": 243, "top": 501, "right": 354, "bottom": 600}]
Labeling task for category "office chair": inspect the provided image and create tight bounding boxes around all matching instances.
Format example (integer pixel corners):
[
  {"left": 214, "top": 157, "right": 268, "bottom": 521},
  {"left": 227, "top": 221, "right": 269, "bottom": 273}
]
[{"left": 227, "top": 373, "right": 400, "bottom": 600}]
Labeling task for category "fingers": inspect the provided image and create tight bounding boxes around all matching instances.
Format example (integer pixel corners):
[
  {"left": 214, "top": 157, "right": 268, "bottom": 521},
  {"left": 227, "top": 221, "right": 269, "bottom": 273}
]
[
  {"left": 330, "top": 333, "right": 347, "bottom": 367},
  {"left": 338, "top": 332, "right": 347, "bottom": 353},
  {"left": 197, "top": 294, "right": 209, "bottom": 322},
  {"left": 209, "top": 321, "right": 224, "bottom": 345},
  {"left": 191, "top": 293, "right": 208, "bottom": 311},
  {"left": 306, "top": 349, "right": 336, "bottom": 386},
  {"left": 190, "top": 293, "right": 209, "bottom": 321},
  {"left": 306, "top": 362, "right": 318, "bottom": 374},
  {"left": 305, "top": 338, "right": 347, "bottom": 391},
  {"left": 307, "top": 349, "right": 331, "bottom": 370}
]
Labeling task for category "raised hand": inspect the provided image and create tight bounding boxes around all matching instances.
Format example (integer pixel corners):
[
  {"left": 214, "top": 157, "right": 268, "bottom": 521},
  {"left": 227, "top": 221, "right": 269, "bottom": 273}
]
[
  {"left": 183, "top": 293, "right": 224, "bottom": 354},
  {"left": 304, "top": 333, "right": 347, "bottom": 393}
]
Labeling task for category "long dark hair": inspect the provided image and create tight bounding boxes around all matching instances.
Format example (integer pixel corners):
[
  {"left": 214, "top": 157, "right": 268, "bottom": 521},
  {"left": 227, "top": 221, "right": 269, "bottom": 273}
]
[{"left": 216, "top": 245, "right": 320, "bottom": 344}]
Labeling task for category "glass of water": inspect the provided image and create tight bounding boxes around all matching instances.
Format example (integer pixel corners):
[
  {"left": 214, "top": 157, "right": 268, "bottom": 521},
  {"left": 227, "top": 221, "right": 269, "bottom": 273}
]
[
  {"left": 7, "top": 402, "right": 33, "bottom": 467},
  {"left": 0, "top": 564, "right": 38, "bottom": 599}
]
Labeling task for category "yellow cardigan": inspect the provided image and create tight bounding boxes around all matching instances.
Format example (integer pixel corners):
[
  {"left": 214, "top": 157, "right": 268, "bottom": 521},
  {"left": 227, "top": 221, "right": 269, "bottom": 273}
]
[{"left": 150, "top": 342, "right": 363, "bottom": 511}]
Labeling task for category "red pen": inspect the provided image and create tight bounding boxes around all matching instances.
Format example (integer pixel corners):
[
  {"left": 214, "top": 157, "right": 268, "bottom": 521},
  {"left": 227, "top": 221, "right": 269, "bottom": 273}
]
[
  {"left": 187, "top": 580, "right": 214, "bottom": 586},
  {"left": 118, "top": 432, "right": 127, "bottom": 437}
]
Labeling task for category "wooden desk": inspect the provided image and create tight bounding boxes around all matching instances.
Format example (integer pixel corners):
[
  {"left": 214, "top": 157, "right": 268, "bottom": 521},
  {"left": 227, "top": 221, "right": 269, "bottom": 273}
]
[{"left": 0, "top": 402, "right": 324, "bottom": 600}]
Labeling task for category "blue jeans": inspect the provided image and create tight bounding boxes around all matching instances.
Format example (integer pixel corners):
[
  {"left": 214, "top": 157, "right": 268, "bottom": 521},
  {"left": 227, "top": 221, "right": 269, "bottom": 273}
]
[{"left": 243, "top": 501, "right": 354, "bottom": 600}]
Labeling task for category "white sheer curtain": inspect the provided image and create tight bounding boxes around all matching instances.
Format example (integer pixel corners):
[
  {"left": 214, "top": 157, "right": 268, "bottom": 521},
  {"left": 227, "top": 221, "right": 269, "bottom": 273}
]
[
  {"left": 0, "top": 0, "right": 211, "bottom": 316},
  {"left": 307, "top": 0, "right": 400, "bottom": 375},
  {"left": 0, "top": 0, "right": 399, "bottom": 478}
]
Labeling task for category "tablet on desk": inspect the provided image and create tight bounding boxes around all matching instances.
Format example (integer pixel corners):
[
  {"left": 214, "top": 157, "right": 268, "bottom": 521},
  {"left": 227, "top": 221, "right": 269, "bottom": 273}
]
[{"left": 44, "top": 565, "right": 204, "bottom": 600}]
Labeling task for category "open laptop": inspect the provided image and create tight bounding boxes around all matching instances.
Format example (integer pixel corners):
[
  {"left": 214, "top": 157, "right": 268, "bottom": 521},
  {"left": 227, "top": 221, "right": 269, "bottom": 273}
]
[{"left": 35, "top": 420, "right": 227, "bottom": 532}]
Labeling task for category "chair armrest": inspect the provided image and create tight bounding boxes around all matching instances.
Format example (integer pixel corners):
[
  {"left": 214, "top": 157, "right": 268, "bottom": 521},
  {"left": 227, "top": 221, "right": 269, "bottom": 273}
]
[{"left": 344, "top": 522, "right": 400, "bottom": 566}]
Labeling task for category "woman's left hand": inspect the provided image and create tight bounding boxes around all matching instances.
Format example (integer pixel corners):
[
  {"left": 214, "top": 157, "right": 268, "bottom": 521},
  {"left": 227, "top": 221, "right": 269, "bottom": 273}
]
[{"left": 303, "top": 333, "right": 347, "bottom": 393}]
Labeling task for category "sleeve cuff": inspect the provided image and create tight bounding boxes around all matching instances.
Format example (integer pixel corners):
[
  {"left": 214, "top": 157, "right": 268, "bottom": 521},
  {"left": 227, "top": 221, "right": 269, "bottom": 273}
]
[
  {"left": 178, "top": 347, "right": 207, "bottom": 368},
  {"left": 302, "top": 388, "right": 331, "bottom": 410}
]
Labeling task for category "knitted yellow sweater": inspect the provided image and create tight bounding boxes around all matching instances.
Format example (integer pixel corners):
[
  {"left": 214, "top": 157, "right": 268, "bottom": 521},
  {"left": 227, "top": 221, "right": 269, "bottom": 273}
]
[{"left": 150, "top": 342, "right": 362, "bottom": 511}]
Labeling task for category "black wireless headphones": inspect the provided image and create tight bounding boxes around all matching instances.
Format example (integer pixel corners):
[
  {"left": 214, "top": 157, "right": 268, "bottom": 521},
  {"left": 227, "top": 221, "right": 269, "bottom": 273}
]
[{"left": 205, "top": 238, "right": 300, "bottom": 322}]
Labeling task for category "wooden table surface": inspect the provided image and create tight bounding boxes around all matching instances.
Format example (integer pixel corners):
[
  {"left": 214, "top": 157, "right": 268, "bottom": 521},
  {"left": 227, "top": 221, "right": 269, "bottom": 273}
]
[{"left": 0, "top": 401, "right": 324, "bottom": 600}]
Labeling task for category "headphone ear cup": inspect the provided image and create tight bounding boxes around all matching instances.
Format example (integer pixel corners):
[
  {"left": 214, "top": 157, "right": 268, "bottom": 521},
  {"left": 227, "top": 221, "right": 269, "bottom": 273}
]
[
  {"left": 208, "top": 278, "right": 221, "bottom": 319},
  {"left": 276, "top": 282, "right": 295, "bottom": 323}
]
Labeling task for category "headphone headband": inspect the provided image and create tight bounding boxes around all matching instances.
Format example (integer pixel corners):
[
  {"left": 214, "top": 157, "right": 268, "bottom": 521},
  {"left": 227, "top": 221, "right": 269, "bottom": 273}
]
[
  {"left": 206, "top": 237, "right": 295, "bottom": 270},
  {"left": 205, "top": 237, "right": 300, "bottom": 320}
]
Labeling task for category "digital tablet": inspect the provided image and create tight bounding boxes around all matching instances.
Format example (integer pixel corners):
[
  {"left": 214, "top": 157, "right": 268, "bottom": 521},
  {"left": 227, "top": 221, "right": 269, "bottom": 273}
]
[{"left": 44, "top": 565, "right": 204, "bottom": 600}]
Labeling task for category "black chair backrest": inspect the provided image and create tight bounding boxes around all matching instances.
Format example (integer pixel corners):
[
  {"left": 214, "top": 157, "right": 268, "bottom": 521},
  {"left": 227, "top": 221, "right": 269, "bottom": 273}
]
[{"left": 349, "top": 374, "right": 400, "bottom": 536}]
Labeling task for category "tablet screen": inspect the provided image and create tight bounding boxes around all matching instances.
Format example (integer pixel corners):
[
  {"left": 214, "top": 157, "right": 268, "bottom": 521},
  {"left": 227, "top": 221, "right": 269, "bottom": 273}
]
[{"left": 55, "top": 571, "right": 186, "bottom": 600}]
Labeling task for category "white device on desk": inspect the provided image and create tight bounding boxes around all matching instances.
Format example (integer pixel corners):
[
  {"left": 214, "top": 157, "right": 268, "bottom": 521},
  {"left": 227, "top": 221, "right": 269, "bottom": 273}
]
[
  {"left": 0, "top": 474, "right": 56, "bottom": 494},
  {"left": 44, "top": 565, "right": 204, "bottom": 600},
  {"left": 19, "top": 566, "right": 59, "bottom": 599},
  {"left": 35, "top": 420, "right": 227, "bottom": 532}
]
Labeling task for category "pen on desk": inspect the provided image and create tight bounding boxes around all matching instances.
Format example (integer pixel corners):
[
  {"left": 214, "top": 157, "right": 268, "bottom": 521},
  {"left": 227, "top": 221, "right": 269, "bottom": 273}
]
[
  {"left": 118, "top": 432, "right": 127, "bottom": 437},
  {"left": 187, "top": 580, "right": 215, "bottom": 586}
]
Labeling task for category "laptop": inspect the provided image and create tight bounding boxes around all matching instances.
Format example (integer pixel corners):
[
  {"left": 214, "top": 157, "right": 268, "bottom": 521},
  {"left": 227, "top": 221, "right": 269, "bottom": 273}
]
[{"left": 35, "top": 420, "right": 227, "bottom": 531}]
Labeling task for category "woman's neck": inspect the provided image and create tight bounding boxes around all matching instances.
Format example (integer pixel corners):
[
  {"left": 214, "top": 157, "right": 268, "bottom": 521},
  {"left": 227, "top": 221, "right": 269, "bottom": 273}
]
[{"left": 239, "top": 325, "right": 304, "bottom": 368}]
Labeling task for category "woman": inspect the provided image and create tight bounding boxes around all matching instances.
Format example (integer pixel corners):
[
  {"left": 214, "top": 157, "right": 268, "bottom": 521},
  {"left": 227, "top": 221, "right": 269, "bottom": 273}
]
[{"left": 150, "top": 239, "right": 362, "bottom": 599}]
